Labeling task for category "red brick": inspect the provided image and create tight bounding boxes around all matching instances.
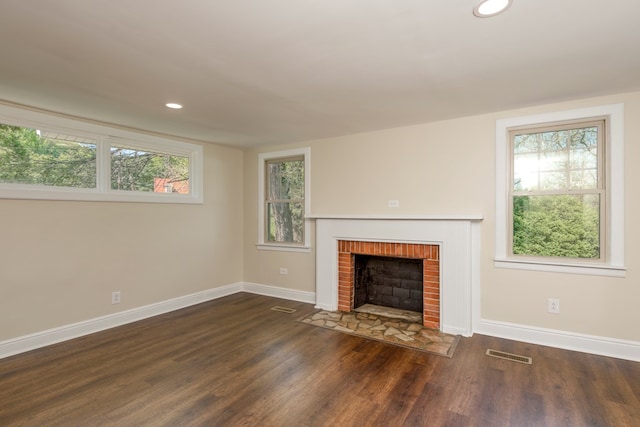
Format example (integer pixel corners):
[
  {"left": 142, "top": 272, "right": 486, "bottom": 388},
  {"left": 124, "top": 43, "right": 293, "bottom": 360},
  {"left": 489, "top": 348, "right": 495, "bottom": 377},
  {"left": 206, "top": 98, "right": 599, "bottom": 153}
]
[
  {"left": 431, "top": 245, "right": 440, "bottom": 260},
  {"left": 423, "top": 320, "right": 439, "bottom": 329}
]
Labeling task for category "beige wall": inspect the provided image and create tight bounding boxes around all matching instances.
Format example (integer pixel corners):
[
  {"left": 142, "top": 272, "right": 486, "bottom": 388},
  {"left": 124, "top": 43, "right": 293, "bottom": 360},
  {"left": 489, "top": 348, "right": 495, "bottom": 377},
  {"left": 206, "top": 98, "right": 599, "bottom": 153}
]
[
  {"left": 244, "top": 91, "right": 640, "bottom": 342},
  {"left": 0, "top": 143, "right": 244, "bottom": 341}
]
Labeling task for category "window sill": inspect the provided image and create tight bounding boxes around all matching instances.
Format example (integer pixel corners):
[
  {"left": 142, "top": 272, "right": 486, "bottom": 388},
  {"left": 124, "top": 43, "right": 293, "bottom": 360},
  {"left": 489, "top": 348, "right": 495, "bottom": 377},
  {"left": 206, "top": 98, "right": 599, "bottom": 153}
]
[
  {"left": 0, "top": 187, "right": 203, "bottom": 204},
  {"left": 494, "top": 258, "right": 626, "bottom": 277},
  {"left": 256, "top": 243, "right": 311, "bottom": 253}
]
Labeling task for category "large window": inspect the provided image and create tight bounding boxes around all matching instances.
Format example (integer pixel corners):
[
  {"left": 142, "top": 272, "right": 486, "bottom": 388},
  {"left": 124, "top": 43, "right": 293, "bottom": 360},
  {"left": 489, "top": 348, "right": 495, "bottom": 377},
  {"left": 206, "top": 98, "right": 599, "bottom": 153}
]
[
  {"left": 495, "top": 104, "right": 625, "bottom": 276},
  {"left": 0, "top": 104, "right": 202, "bottom": 203},
  {"left": 510, "top": 120, "right": 604, "bottom": 260},
  {"left": 258, "top": 148, "right": 310, "bottom": 251}
]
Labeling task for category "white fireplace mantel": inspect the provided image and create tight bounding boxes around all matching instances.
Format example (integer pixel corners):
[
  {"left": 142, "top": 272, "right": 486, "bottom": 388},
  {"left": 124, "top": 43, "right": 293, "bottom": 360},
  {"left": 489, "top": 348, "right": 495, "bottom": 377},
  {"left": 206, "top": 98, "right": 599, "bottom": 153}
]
[
  {"left": 308, "top": 214, "right": 483, "bottom": 220},
  {"left": 314, "top": 215, "right": 482, "bottom": 337}
]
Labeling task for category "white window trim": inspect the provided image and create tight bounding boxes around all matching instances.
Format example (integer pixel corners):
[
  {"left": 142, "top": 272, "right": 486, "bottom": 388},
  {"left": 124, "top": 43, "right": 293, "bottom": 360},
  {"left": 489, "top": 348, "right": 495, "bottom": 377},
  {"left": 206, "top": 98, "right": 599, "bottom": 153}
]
[
  {"left": 0, "top": 103, "right": 203, "bottom": 204},
  {"left": 257, "top": 147, "right": 311, "bottom": 252},
  {"left": 495, "top": 103, "right": 625, "bottom": 277}
]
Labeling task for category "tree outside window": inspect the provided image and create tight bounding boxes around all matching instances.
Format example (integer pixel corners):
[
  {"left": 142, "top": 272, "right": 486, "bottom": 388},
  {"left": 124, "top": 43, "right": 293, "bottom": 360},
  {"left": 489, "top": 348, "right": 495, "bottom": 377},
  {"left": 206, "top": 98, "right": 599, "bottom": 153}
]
[
  {"left": 0, "top": 124, "right": 190, "bottom": 196},
  {"left": 266, "top": 157, "right": 304, "bottom": 244},
  {"left": 510, "top": 120, "right": 605, "bottom": 260},
  {"left": 0, "top": 124, "right": 96, "bottom": 188}
]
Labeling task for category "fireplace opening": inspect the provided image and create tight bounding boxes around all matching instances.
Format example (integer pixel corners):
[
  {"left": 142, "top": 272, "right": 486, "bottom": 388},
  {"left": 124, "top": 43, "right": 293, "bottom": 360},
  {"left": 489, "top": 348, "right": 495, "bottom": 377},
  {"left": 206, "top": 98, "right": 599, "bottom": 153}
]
[
  {"left": 337, "top": 240, "right": 440, "bottom": 329},
  {"left": 353, "top": 255, "right": 424, "bottom": 314}
]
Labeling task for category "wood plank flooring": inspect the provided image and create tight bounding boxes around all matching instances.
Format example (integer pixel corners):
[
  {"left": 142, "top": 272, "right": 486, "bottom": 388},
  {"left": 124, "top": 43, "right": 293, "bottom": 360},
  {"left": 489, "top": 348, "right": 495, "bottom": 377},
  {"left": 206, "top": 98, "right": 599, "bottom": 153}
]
[{"left": 1, "top": 292, "right": 638, "bottom": 426}]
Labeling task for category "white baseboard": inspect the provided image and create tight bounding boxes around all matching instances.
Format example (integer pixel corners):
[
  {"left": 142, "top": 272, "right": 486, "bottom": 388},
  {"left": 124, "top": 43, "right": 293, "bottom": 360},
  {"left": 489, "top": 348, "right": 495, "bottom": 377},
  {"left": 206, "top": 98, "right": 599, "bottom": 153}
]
[
  {"left": 3, "top": 284, "right": 637, "bottom": 363},
  {"left": 0, "top": 282, "right": 317, "bottom": 360},
  {"left": 242, "top": 282, "right": 316, "bottom": 304},
  {"left": 476, "top": 318, "right": 640, "bottom": 362},
  {"left": 0, "top": 282, "right": 243, "bottom": 360}
]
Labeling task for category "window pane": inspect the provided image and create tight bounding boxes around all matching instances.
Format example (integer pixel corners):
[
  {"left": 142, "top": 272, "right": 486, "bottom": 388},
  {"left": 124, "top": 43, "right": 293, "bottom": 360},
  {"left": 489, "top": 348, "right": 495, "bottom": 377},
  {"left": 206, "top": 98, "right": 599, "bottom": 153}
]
[
  {"left": 570, "top": 170, "right": 597, "bottom": 189},
  {"left": 0, "top": 124, "right": 97, "bottom": 188},
  {"left": 513, "top": 125, "right": 599, "bottom": 192},
  {"left": 513, "top": 194, "right": 600, "bottom": 259},
  {"left": 267, "top": 158, "right": 304, "bottom": 200},
  {"left": 540, "top": 130, "right": 568, "bottom": 151},
  {"left": 267, "top": 202, "right": 304, "bottom": 243},
  {"left": 539, "top": 171, "right": 568, "bottom": 190},
  {"left": 513, "top": 133, "right": 540, "bottom": 154},
  {"left": 513, "top": 153, "right": 539, "bottom": 191},
  {"left": 111, "top": 146, "right": 189, "bottom": 193}
]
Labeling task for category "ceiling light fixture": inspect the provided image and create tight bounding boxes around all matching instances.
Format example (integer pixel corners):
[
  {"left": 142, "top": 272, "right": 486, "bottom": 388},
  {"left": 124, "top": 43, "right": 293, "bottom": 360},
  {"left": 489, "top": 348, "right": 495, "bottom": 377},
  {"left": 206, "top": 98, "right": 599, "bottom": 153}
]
[
  {"left": 473, "top": 0, "right": 512, "bottom": 17},
  {"left": 165, "top": 103, "right": 183, "bottom": 109}
]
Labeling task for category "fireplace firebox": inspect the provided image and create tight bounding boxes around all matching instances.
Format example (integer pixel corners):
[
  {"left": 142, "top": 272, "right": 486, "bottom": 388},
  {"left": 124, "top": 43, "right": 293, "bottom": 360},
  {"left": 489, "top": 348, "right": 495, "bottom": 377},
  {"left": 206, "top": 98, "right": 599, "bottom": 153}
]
[{"left": 354, "top": 255, "right": 424, "bottom": 313}]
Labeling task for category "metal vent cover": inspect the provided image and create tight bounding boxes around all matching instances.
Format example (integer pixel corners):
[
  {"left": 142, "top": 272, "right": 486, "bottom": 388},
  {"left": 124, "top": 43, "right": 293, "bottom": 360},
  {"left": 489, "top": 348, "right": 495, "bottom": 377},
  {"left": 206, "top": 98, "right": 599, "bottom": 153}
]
[
  {"left": 270, "top": 306, "right": 297, "bottom": 314},
  {"left": 486, "top": 349, "right": 532, "bottom": 364}
]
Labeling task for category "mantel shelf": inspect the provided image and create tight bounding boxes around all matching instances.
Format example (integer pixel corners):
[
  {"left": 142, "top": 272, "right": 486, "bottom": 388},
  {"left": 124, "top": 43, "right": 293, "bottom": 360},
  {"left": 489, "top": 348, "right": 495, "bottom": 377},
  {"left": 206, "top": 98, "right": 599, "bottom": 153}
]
[{"left": 307, "top": 214, "right": 483, "bottom": 221}]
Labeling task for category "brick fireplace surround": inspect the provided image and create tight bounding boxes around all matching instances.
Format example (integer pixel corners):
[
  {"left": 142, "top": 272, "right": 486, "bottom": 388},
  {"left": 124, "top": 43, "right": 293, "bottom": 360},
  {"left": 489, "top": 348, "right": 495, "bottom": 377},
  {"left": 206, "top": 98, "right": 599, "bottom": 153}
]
[{"left": 338, "top": 240, "right": 440, "bottom": 329}]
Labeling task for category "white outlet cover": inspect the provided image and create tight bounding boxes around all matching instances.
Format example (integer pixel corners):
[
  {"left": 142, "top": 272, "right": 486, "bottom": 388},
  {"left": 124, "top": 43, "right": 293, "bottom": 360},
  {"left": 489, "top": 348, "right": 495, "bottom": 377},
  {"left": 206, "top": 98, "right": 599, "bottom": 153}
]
[{"left": 387, "top": 200, "right": 400, "bottom": 208}]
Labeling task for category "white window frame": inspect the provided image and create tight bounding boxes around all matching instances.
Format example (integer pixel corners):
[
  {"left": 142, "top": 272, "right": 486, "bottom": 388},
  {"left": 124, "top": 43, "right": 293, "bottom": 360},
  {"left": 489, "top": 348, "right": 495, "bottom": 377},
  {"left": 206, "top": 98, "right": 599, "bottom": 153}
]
[
  {"left": 495, "top": 104, "right": 625, "bottom": 277},
  {"left": 0, "top": 103, "right": 203, "bottom": 204},
  {"left": 257, "top": 147, "right": 311, "bottom": 252}
]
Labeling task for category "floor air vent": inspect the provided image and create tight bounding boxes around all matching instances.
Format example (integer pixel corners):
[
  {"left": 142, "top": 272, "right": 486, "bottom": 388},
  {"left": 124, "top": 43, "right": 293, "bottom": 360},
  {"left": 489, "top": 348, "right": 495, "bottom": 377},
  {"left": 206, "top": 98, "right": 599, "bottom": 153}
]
[
  {"left": 270, "top": 306, "right": 297, "bottom": 314},
  {"left": 486, "top": 349, "right": 532, "bottom": 364}
]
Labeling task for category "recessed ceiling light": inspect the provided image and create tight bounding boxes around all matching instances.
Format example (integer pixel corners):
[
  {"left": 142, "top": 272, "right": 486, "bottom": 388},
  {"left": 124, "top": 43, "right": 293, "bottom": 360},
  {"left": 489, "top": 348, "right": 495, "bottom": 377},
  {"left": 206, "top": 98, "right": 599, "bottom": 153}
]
[
  {"left": 473, "top": 0, "right": 512, "bottom": 17},
  {"left": 165, "top": 103, "right": 183, "bottom": 109}
]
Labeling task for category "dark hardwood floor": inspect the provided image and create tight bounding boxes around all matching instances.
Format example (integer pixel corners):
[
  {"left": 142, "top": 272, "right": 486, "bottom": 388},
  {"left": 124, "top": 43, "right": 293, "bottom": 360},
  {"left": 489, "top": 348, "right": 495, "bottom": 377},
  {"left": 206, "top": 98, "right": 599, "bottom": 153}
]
[{"left": 1, "top": 292, "right": 638, "bottom": 426}]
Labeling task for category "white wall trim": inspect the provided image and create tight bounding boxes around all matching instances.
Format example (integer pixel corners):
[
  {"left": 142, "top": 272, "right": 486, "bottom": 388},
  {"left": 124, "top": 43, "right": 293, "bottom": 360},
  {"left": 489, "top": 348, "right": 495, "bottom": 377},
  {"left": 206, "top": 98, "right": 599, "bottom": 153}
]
[
  {"left": 0, "top": 283, "right": 243, "bottom": 360},
  {"left": 242, "top": 282, "right": 316, "bottom": 304},
  {"left": 476, "top": 318, "right": 640, "bottom": 362},
  {"left": 0, "top": 282, "right": 317, "bottom": 360},
  {"left": 3, "top": 280, "right": 637, "bottom": 362}
]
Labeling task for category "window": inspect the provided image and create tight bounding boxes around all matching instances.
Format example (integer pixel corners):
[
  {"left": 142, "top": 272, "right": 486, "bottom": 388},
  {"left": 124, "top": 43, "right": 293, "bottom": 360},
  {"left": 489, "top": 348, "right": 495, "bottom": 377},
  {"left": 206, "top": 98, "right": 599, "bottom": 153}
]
[
  {"left": 110, "top": 144, "right": 189, "bottom": 193},
  {"left": 258, "top": 148, "right": 310, "bottom": 251},
  {"left": 511, "top": 120, "right": 604, "bottom": 260},
  {"left": 0, "top": 104, "right": 203, "bottom": 203},
  {"left": 495, "top": 104, "right": 625, "bottom": 276},
  {"left": 0, "top": 125, "right": 97, "bottom": 188}
]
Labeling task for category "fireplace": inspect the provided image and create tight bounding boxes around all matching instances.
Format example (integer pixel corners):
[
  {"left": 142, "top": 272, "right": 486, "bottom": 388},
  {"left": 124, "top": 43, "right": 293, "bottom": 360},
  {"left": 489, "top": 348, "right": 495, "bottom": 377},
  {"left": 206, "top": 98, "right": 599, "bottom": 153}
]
[
  {"left": 313, "top": 215, "right": 482, "bottom": 336},
  {"left": 337, "top": 240, "right": 440, "bottom": 329}
]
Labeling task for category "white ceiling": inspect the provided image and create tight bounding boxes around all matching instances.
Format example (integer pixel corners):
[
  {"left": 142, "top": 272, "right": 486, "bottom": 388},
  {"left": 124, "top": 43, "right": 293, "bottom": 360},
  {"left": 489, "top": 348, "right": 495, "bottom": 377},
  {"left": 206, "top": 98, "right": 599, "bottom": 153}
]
[{"left": 1, "top": 0, "right": 639, "bottom": 148}]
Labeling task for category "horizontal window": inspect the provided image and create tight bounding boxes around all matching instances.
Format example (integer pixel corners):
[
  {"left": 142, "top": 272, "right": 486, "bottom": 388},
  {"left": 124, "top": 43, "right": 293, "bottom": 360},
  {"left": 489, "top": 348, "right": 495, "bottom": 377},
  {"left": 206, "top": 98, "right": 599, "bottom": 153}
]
[
  {"left": 110, "top": 145, "right": 189, "bottom": 193},
  {"left": 0, "top": 104, "right": 203, "bottom": 203},
  {"left": 1, "top": 125, "right": 97, "bottom": 189}
]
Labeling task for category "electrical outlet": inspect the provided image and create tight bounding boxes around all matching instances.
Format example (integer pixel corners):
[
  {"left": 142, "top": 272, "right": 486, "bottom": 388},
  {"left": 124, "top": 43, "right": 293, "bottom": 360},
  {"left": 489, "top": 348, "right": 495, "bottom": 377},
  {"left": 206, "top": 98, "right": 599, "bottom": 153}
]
[
  {"left": 547, "top": 298, "right": 560, "bottom": 314},
  {"left": 279, "top": 268, "right": 288, "bottom": 275},
  {"left": 112, "top": 291, "right": 121, "bottom": 305},
  {"left": 387, "top": 200, "right": 400, "bottom": 208}
]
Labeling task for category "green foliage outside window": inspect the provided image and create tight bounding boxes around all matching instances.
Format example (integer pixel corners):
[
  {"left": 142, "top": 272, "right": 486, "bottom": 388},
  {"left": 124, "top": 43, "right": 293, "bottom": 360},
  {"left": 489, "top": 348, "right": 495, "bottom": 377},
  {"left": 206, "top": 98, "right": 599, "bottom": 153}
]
[
  {"left": 511, "top": 122, "right": 603, "bottom": 260},
  {"left": 513, "top": 195, "right": 600, "bottom": 258},
  {"left": 0, "top": 124, "right": 96, "bottom": 188},
  {"left": 0, "top": 124, "right": 189, "bottom": 193}
]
